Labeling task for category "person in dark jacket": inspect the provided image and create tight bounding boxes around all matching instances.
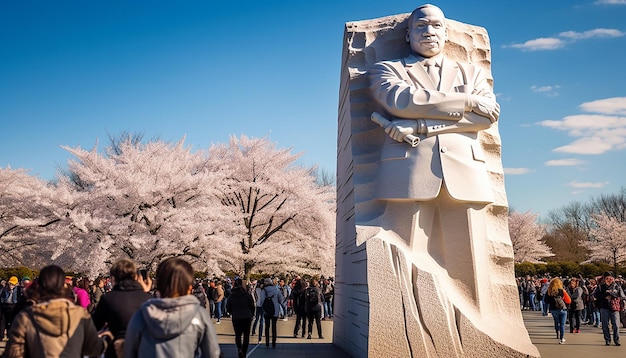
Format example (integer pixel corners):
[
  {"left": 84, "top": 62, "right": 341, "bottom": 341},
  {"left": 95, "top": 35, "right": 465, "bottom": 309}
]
[
  {"left": 92, "top": 259, "right": 153, "bottom": 358},
  {"left": 305, "top": 278, "right": 325, "bottom": 339},
  {"left": 595, "top": 271, "right": 626, "bottom": 346},
  {"left": 226, "top": 278, "right": 255, "bottom": 358},
  {"left": 291, "top": 277, "right": 307, "bottom": 338},
  {"left": 192, "top": 280, "right": 208, "bottom": 308}
]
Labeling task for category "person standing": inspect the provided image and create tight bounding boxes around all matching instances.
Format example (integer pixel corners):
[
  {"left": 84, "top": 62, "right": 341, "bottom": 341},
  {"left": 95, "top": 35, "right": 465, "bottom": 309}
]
[
  {"left": 566, "top": 278, "right": 584, "bottom": 333},
  {"left": 192, "top": 280, "right": 208, "bottom": 308},
  {"left": 251, "top": 280, "right": 265, "bottom": 343},
  {"left": 226, "top": 278, "right": 255, "bottom": 358},
  {"left": 206, "top": 279, "right": 216, "bottom": 319},
  {"left": 72, "top": 277, "right": 91, "bottom": 309},
  {"left": 4, "top": 265, "right": 110, "bottom": 357},
  {"left": 545, "top": 278, "right": 568, "bottom": 344},
  {"left": 305, "top": 279, "right": 324, "bottom": 339},
  {"left": 89, "top": 277, "right": 106, "bottom": 312},
  {"left": 278, "top": 279, "right": 290, "bottom": 320},
  {"left": 539, "top": 277, "right": 549, "bottom": 316},
  {"left": 291, "top": 277, "right": 307, "bottom": 338},
  {"left": 595, "top": 271, "right": 626, "bottom": 346},
  {"left": 92, "top": 259, "right": 153, "bottom": 358},
  {"left": 322, "top": 278, "right": 334, "bottom": 319},
  {"left": 259, "top": 278, "right": 281, "bottom": 348},
  {"left": 0, "top": 276, "right": 19, "bottom": 341},
  {"left": 587, "top": 277, "right": 600, "bottom": 327},
  {"left": 124, "top": 257, "right": 221, "bottom": 358},
  {"left": 214, "top": 280, "right": 225, "bottom": 324}
]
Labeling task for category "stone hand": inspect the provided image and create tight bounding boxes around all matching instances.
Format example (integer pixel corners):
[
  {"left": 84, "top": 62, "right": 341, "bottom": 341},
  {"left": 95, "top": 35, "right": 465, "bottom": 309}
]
[
  {"left": 384, "top": 119, "right": 418, "bottom": 142},
  {"left": 469, "top": 95, "right": 500, "bottom": 122}
]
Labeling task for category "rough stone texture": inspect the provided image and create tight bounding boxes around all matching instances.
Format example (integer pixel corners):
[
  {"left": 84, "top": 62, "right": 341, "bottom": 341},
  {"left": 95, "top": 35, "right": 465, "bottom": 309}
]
[{"left": 334, "top": 11, "right": 540, "bottom": 358}]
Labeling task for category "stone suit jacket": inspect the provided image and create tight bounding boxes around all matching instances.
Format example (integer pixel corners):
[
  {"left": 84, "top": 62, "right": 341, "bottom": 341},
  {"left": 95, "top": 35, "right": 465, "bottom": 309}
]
[{"left": 368, "top": 54, "right": 498, "bottom": 203}]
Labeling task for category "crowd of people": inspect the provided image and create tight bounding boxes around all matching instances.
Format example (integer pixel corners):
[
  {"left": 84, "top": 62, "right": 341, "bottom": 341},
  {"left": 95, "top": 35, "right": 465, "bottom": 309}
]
[
  {"left": 0, "top": 261, "right": 335, "bottom": 358},
  {"left": 198, "top": 274, "right": 335, "bottom": 357},
  {"left": 518, "top": 271, "right": 626, "bottom": 346}
]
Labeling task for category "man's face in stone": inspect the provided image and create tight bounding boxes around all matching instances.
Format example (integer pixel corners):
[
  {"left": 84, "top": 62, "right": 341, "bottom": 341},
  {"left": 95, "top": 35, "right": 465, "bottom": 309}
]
[{"left": 406, "top": 6, "right": 447, "bottom": 58}]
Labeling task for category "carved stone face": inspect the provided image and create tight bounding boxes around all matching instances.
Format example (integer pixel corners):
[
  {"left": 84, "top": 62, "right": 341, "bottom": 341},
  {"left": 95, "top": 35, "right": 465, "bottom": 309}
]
[{"left": 406, "top": 5, "right": 447, "bottom": 58}]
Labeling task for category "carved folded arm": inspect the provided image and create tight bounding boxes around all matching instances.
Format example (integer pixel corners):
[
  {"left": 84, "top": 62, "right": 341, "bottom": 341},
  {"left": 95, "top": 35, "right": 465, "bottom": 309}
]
[{"left": 369, "top": 63, "right": 468, "bottom": 121}]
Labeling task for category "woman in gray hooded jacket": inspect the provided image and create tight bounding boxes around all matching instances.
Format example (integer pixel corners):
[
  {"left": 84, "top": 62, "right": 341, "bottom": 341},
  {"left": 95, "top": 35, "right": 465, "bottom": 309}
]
[
  {"left": 258, "top": 278, "right": 282, "bottom": 348},
  {"left": 123, "top": 258, "right": 221, "bottom": 358}
]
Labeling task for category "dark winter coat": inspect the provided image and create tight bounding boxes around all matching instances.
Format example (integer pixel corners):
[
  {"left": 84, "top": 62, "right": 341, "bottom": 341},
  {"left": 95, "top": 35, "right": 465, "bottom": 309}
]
[
  {"left": 226, "top": 286, "right": 255, "bottom": 321},
  {"left": 92, "top": 279, "right": 153, "bottom": 358}
]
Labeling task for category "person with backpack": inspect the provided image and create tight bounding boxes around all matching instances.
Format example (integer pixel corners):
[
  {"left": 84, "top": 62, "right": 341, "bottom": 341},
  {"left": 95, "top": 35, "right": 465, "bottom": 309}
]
[
  {"left": 545, "top": 278, "right": 568, "bottom": 344},
  {"left": 258, "top": 277, "right": 282, "bottom": 348},
  {"left": 192, "top": 280, "right": 208, "bottom": 308},
  {"left": 305, "top": 278, "right": 324, "bottom": 339}
]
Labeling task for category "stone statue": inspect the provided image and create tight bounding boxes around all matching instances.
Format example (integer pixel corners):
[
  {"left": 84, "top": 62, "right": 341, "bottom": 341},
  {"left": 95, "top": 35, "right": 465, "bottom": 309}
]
[{"left": 334, "top": 4, "right": 540, "bottom": 358}]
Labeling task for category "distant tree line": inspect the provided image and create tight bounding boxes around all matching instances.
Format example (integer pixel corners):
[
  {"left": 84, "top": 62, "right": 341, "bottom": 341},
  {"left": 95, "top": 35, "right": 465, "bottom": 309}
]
[{"left": 509, "top": 187, "right": 626, "bottom": 276}]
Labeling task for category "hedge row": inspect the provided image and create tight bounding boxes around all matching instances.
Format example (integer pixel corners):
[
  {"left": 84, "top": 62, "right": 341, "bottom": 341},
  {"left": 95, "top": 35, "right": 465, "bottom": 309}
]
[{"left": 514, "top": 261, "right": 622, "bottom": 278}]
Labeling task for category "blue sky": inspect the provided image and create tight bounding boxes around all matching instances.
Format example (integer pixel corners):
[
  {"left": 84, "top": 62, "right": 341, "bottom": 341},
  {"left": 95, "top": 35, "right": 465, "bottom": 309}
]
[{"left": 1, "top": 0, "right": 625, "bottom": 218}]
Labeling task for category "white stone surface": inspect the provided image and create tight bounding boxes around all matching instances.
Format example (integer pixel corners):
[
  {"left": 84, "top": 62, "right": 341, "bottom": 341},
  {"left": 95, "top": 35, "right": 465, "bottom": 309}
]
[{"left": 335, "top": 7, "right": 540, "bottom": 358}]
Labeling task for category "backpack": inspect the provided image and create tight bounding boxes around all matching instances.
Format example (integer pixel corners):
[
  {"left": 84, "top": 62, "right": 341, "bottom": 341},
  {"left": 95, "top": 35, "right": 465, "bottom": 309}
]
[
  {"left": 305, "top": 287, "right": 319, "bottom": 311},
  {"left": 553, "top": 289, "right": 567, "bottom": 309},
  {"left": 192, "top": 284, "right": 207, "bottom": 308},
  {"left": 263, "top": 294, "right": 275, "bottom": 317}
]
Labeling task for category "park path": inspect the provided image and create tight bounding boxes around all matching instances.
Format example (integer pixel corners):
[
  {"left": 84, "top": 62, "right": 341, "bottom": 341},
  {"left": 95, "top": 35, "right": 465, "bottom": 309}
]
[{"left": 0, "top": 311, "right": 624, "bottom": 357}]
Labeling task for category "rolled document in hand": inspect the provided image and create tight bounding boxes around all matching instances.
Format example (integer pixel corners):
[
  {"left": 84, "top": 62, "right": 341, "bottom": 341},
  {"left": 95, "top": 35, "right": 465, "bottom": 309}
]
[{"left": 371, "top": 112, "right": 420, "bottom": 147}]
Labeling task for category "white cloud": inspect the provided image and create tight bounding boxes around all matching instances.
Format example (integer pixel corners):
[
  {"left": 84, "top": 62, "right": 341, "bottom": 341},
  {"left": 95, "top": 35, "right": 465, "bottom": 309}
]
[
  {"left": 507, "top": 28, "right": 624, "bottom": 51},
  {"left": 553, "top": 137, "right": 615, "bottom": 154},
  {"left": 504, "top": 167, "right": 532, "bottom": 175},
  {"left": 559, "top": 28, "right": 625, "bottom": 39},
  {"left": 595, "top": 0, "right": 626, "bottom": 5},
  {"left": 566, "top": 181, "right": 610, "bottom": 188},
  {"left": 538, "top": 98, "right": 626, "bottom": 155},
  {"left": 580, "top": 97, "right": 626, "bottom": 115},
  {"left": 545, "top": 159, "right": 585, "bottom": 166},
  {"left": 508, "top": 37, "right": 564, "bottom": 51},
  {"left": 531, "top": 85, "right": 560, "bottom": 97}
]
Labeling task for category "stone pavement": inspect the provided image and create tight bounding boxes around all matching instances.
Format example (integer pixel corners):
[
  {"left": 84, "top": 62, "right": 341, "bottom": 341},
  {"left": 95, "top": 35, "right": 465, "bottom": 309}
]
[{"left": 1, "top": 311, "right": 625, "bottom": 357}]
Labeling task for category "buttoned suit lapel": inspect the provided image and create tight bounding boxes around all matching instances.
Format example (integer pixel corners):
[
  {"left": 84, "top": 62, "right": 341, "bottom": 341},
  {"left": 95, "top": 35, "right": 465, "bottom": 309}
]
[{"left": 404, "top": 55, "right": 436, "bottom": 90}]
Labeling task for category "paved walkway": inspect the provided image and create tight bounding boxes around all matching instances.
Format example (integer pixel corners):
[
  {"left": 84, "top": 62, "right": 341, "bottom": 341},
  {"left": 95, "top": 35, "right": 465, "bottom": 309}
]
[
  {"left": 213, "top": 312, "right": 626, "bottom": 357},
  {"left": 1, "top": 311, "right": 625, "bottom": 357},
  {"left": 523, "top": 310, "right": 625, "bottom": 358}
]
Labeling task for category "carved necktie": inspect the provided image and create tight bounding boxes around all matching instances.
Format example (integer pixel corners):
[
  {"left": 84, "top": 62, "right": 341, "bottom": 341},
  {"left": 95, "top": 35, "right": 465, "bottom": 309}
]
[{"left": 424, "top": 59, "right": 440, "bottom": 89}]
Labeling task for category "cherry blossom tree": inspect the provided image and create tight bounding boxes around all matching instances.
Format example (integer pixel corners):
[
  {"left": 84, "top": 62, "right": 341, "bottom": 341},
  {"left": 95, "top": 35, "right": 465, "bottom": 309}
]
[
  {"left": 211, "top": 135, "right": 336, "bottom": 279},
  {"left": 0, "top": 168, "right": 60, "bottom": 267},
  {"left": 508, "top": 210, "right": 554, "bottom": 263},
  {"left": 583, "top": 212, "right": 626, "bottom": 275},
  {"left": 56, "top": 138, "right": 234, "bottom": 276},
  {"left": 2, "top": 135, "right": 336, "bottom": 279}
]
